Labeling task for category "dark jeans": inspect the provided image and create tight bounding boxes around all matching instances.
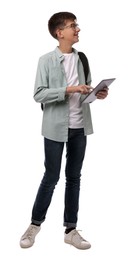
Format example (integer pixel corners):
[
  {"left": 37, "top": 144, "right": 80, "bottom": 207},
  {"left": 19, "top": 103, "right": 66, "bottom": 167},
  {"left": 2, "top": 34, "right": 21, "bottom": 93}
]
[{"left": 31, "top": 128, "right": 87, "bottom": 228}]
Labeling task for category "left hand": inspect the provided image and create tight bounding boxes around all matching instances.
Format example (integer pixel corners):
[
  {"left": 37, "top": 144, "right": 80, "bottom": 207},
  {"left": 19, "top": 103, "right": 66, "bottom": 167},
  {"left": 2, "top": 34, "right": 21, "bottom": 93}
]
[{"left": 96, "top": 87, "right": 109, "bottom": 99}]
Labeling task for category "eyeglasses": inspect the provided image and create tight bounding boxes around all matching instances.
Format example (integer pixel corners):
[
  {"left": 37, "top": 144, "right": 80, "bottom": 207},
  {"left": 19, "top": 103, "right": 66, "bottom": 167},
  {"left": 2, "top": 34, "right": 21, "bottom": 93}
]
[{"left": 61, "top": 23, "right": 79, "bottom": 30}]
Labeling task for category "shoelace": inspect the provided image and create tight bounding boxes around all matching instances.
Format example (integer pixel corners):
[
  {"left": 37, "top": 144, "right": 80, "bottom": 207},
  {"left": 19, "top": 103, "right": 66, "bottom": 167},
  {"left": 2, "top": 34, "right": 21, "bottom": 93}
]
[
  {"left": 25, "top": 226, "right": 37, "bottom": 239},
  {"left": 73, "top": 230, "right": 87, "bottom": 242}
]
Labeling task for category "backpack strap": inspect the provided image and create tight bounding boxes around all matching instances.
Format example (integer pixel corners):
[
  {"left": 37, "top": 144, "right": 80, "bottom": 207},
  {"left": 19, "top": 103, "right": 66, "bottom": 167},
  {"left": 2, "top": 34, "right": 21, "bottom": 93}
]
[
  {"left": 41, "top": 103, "right": 43, "bottom": 110},
  {"left": 78, "top": 51, "right": 89, "bottom": 84}
]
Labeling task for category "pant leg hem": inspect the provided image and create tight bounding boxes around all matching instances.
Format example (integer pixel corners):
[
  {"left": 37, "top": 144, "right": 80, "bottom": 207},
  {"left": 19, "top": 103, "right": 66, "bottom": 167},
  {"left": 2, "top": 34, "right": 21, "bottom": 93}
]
[
  {"left": 31, "top": 219, "right": 44, "bottom": 226},
  {"left": 63, "top": 222, "right": 76, "bottom": 228}
]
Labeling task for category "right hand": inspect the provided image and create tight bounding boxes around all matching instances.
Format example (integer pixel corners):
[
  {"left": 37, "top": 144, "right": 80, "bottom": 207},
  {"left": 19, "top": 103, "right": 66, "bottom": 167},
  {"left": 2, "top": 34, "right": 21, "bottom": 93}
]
[{"left": 66, "top": 85, "right": 93, "bottom": 95}]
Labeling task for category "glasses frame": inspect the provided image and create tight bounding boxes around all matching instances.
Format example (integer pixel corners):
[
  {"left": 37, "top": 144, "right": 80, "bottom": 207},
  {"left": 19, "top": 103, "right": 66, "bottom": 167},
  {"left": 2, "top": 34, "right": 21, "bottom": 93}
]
[{"left": 60, "top": 23, "right": 79, "bottom": 31}]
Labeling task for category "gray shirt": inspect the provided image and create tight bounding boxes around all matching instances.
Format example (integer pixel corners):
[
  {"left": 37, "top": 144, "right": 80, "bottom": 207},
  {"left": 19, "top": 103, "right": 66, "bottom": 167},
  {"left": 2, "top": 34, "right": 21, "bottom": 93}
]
[{"left": 33, "top": 47, "right": 93, "bottom": 142}]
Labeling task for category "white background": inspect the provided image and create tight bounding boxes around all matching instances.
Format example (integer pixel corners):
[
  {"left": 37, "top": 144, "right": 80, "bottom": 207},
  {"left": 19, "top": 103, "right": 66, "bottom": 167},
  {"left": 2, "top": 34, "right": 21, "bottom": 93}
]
[{"left": 0, "top": 0, "right": 132, "bottom": 259}]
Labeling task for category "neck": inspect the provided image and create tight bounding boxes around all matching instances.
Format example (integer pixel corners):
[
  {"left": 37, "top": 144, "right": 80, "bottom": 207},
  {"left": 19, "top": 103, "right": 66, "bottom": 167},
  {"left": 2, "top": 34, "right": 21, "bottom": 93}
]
[{"left": 58, "top": 43, "right": 73, "bottom": 53}]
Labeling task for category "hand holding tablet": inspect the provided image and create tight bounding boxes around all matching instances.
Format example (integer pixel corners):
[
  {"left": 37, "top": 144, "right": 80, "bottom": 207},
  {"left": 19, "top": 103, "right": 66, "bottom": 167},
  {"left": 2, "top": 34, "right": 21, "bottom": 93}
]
[{"left": 81, "top": 78, "right": 116, "bottom": 103}]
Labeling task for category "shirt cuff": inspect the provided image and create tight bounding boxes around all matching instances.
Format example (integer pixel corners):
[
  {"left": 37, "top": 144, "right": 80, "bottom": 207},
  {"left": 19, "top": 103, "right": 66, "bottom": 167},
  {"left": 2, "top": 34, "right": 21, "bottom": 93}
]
[{"left": 58, "top": 88, "right": 67, "bottom": 101}]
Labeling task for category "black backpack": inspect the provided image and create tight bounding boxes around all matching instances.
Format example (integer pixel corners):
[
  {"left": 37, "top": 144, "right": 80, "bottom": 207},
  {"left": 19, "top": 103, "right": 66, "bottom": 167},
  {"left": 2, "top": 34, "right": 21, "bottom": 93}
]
[{"left": 41, "top": 51, "right": 89, "bottom": 110}]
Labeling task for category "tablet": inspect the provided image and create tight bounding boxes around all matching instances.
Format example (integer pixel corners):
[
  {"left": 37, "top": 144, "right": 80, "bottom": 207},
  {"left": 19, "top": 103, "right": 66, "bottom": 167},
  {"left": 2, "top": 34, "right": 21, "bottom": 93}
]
[{"left": 82, "top": 78, "right": 116, "bottom": 103}]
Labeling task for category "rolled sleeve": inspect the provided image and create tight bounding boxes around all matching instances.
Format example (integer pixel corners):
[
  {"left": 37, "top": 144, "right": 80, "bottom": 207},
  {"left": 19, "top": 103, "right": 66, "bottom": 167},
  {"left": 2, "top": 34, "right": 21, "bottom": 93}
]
[{"left": 58, "top": 88, "right": 67, "bottom": 101}]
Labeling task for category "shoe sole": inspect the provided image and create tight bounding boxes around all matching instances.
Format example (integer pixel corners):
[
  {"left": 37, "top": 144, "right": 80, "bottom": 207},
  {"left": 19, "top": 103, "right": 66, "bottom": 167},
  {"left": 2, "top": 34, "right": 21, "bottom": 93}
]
[
  {"left": 64, "top": 240, "right": 91, "bottom": 250},
  {"left": 20, "top": 241, "right": 34, "bottom": 249}
]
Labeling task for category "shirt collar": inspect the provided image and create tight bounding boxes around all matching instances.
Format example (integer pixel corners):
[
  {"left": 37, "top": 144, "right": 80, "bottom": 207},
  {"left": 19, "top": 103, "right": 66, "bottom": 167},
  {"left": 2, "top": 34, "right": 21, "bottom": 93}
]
[{"left": 55, "top": 46, "right": 78, "bottom": 61}]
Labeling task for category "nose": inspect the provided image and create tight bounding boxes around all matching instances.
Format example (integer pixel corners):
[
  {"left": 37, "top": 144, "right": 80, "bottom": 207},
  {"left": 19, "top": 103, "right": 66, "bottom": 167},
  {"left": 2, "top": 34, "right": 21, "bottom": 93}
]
[{"left": 76, "top": 26, "right": 80, "bottom": 32}]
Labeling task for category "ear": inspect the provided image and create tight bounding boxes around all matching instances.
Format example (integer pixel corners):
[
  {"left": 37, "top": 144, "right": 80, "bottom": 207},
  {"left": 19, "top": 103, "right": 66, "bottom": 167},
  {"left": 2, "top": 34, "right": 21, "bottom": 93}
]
[{"left": 56, "top": 29, "right": 64, "bottom": 39}]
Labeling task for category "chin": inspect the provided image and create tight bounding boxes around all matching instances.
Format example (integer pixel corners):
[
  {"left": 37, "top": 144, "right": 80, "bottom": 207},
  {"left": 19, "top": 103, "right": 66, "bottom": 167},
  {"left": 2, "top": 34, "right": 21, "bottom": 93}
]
[{"left": 75, "top": 37, "right": 79, "bottom": 43}]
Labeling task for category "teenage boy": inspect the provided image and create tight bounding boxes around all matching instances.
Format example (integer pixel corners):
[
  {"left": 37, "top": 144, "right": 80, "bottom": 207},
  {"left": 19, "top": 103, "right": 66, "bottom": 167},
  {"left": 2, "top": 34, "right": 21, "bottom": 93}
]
[{"left": 20, "top": 11, "right": 108, "bottom": 250}]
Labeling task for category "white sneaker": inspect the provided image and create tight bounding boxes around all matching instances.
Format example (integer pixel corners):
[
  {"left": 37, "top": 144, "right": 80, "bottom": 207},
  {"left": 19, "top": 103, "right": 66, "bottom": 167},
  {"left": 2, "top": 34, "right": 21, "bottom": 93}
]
[
  {"left": 20, "top": 224, "right": 41, "bottom": 248},
  {"left": 64, "top": 229, "right": 91, "bottom": 250}
]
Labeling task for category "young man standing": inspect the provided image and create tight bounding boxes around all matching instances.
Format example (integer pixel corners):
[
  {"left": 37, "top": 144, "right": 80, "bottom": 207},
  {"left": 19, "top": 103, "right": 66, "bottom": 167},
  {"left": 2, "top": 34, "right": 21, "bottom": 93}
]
[{"left": 20, "top": 12, "right": 108, "bottom": 250}]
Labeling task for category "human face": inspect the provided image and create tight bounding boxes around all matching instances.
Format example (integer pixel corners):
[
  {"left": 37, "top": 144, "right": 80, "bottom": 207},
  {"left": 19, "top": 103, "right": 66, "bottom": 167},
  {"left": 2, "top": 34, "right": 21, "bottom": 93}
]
[{"left": 59, "top": 20, "right": 80, "bottom": 44}]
